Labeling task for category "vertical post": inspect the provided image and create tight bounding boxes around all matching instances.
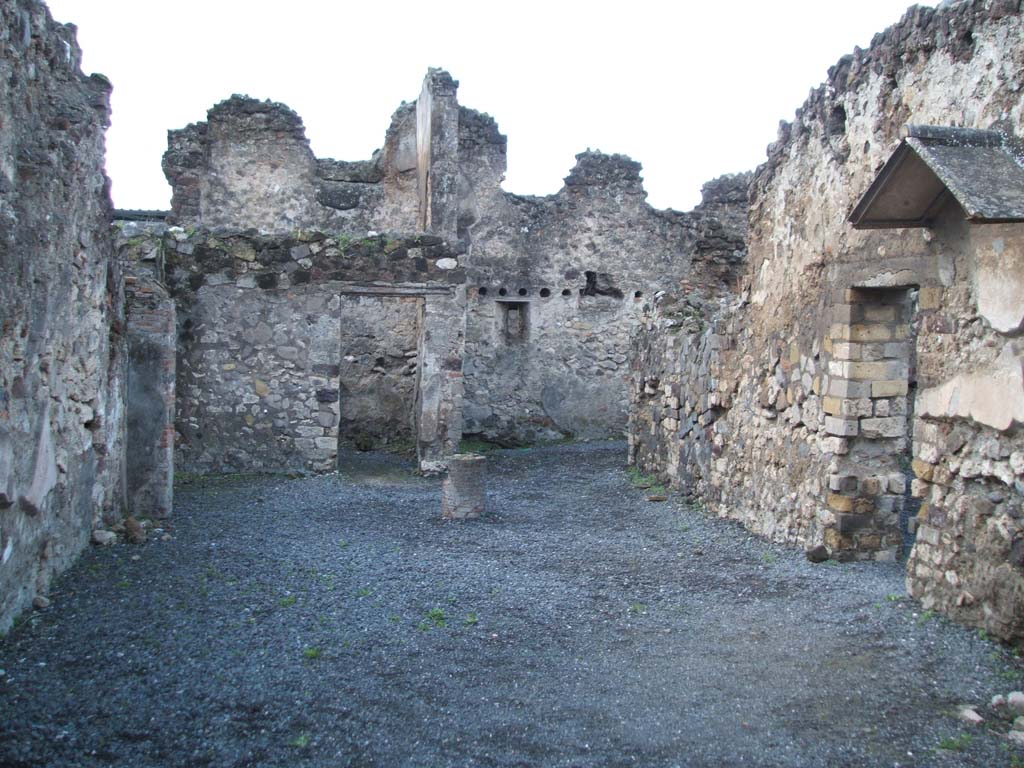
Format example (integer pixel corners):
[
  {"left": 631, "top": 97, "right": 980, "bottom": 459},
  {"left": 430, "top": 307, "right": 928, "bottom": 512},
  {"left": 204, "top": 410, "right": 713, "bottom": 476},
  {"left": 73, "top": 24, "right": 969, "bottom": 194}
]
[{"left": 442, "top": 453, "right": 487, "bottom": 519}]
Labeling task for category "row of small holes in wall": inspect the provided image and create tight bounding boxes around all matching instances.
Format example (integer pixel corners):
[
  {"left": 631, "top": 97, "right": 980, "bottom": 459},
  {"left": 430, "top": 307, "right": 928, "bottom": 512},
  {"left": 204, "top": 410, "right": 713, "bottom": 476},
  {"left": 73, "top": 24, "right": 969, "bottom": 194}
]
[{"left": 477, "top": 287, "right": 644, "bottom": 299}]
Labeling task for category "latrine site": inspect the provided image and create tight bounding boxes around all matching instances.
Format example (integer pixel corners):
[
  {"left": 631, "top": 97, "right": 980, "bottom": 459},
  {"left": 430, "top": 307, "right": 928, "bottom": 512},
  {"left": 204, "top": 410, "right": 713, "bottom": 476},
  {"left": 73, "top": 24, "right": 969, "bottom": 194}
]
[{"left": 2, "top": 0, "right": 1024, "bottom": 764}]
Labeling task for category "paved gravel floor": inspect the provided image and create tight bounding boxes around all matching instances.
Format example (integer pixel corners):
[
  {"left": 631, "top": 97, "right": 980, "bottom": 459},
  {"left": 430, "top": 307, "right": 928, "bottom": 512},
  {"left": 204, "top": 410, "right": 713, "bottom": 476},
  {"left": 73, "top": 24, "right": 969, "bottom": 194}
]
[{"left": 2, "top": 441, "right": 1023, "bottom": 767}]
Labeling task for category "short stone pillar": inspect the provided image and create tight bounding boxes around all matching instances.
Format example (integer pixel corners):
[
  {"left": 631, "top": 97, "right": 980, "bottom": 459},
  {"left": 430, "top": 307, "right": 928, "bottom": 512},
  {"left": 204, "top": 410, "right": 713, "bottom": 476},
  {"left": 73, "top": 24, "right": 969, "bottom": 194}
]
[{"left": 441, "top": 453, "right": 487, "bottom": 519}]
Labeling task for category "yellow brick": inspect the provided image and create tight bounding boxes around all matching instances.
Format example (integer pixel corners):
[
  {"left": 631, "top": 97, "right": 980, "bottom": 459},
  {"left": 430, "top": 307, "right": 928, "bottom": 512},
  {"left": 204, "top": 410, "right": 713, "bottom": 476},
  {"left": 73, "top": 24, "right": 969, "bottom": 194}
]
[
  {"left": 828, "top": 324, "right": 850, "bottom": 341},
  {"left": 862, "top": 305, "right": 896, "bottom": 323},
  {"left": 917, "top": 502, "right": 930, "bottom": 520},
  {"left": 827, "top": 493, "right": 855, "bottom": 512},
  {"left": 848, "top": 324, "right": 892, "bottom": 342},
  {"left": 872, "top": 379, "right": 908, "bottom": 398},
  {"left": 847, "top": 361, "right": 893, "bottom": 380},
  {"left": 789, "top": 343, "right": 800, "bottom": 365},
  {"left": 853, "top": 498, "right": 875, "bottom": 514},
  {"left": 822, "top": 396, "right": 842, "bottom": 415},
  {"left": 911, "top": 459, "right": 934, "bottom": 481},
  {"left": 918, "top": 286, "right": 943, "bottom": 310},
  {"left": 823, "top": 337, "right": 833, "bottom": 355}
]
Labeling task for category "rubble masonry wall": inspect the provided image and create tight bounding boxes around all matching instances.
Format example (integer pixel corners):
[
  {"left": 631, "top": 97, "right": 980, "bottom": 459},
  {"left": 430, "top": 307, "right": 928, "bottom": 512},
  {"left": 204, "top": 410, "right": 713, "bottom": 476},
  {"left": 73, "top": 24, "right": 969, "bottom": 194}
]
[
  {"left": 0, "top": 0, "right": 126, "bottom": 631},
  {"left": 629, "top": 0, "right": 1024, "bottom": 641}
]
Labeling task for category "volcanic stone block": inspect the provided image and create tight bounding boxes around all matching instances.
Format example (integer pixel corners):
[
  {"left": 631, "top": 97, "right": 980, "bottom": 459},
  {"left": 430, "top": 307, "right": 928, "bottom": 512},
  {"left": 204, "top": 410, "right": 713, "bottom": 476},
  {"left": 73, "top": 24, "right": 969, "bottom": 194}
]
[{"left": 442, "top": 454, "right": 487, "bottom": 520}]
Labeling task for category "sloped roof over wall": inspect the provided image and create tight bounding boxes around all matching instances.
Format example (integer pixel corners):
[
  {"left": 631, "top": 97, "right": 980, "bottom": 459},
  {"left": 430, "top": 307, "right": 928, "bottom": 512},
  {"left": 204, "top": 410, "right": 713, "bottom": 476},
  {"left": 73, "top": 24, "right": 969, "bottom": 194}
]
[{"left": 849, "top": 125, "right": 1024, "bottom": 229}]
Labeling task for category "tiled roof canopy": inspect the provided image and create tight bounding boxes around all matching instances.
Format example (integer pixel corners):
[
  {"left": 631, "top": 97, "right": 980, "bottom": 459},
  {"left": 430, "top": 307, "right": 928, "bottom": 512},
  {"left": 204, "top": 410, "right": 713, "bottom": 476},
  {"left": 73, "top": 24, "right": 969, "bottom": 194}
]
[{"left": 849, "top": 125, "right": 1024, "bottom": 229}]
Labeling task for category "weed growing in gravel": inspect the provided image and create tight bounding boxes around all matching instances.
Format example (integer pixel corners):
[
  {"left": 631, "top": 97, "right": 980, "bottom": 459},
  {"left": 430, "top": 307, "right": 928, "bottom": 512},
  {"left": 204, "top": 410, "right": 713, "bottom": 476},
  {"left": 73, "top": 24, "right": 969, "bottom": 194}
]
[
  {"left": 626, "top": 466, "right": 658, "bottom": 489},
  {"left": 303, "top": 646, "right": 322, "bottom": 660},
  {"left": 917, "top": 610, "right": 937, "bottom": 626},
  {"left": 648, "top": 484, "right": 668, "bottom": 496},
  {"left": 338, "top": 539, "right": 349, "bottom": 549},
  {"left": 937, "top": 733, "right": 972, "bottom": 751},
  {"left": 628, "top": 603, "right": 648, "bottom": 616},
  {"left": 389, "top": 615, "right": 402, "bottom": 623},
  {"left": 291, "top": 732, "right": 311, "bottom": 749},
  {"left": 418, "top": 608, "right": 448, "bottom": 631},
  {"left": 464, "top": 612, "right": 479, "bottom": 626},
  {"left": 356, "top": 587, "right": 372, "bottom": 598},
  {"left": 886, "top": 593, "right": 902, "bottom": 602},
  {"left": 761, "top": 552, "right": 778, "bottom": 564},
  {"left": 279, "top": 596, "right": 297, "bottom": 607}
]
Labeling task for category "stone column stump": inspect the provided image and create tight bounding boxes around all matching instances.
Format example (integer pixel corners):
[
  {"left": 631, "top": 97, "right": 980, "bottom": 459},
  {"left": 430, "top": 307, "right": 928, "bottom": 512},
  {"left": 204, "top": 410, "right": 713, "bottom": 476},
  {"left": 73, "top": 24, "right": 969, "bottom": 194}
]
[{"left": 441, "top": 453, "right": 487, "bottom": 519}]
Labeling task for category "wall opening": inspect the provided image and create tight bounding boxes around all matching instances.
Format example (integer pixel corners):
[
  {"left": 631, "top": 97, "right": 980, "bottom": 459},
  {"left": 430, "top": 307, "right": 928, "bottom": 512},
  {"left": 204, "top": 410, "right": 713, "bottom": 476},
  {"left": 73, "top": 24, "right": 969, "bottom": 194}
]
[
  {"left": 498, "top": 300, "right": 529, "bottom": 343},
  {"left": 580, "top": 270, "right": 623, "bottom": 299},
  {"left": 824, "top": 286, "right": 918, "bottom": 560},
  {"left": 336, "top": 294, "right": 424, "bottom": 455}
]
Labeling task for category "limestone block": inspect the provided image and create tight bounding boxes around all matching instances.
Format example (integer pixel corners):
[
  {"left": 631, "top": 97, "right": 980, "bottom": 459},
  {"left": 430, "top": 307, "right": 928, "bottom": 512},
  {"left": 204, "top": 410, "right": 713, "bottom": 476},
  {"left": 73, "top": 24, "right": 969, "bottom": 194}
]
[
  {"left": 918, "top": 286, "right": 943, "bottom": 310},
  {"left": 841, "top": 398, "right": 874, "bottom": 418},
  {"left": 831, "top": 342, "right": 861, "bottom": 361},
  {"left": 848, "top": 324, "right": 893, "bottom": 343},
  {"left": 872, "top": 379, "right": 908, "bottom": 398},
  {"left": 829, "top": 379, "right": 871, "bottom": 399},
  {"left": 887, "top": 474, "right": 907, "bottom": 494},
  {"left": 862, "top": 306, "right": 897, "bottom": 323},
  {"left": 860, "top": 416, "right": 906, "bottom": 439},
  {"left": 829, "top": 474, "right": 858, "bottom": 493},
  {"left": 860, "top": 477, "right": 883, "bottom": 496},
  {"left": 820, "top": 436, "right": 849, "bottom": 455},
  {"left": 918, "top": 343, "right": 1024, "bottom": 432},
  {"left": 844, "top": 360, "right": 906, "bottom": 381},
  {"left": 441, "top": 454, "right": 487, "bottom": 520},
  {"left": 911, "top": 459, "right": 935, "bottom": 480},
  {"left": 824, "top": 416, "right": 858, "bottom": 437}
]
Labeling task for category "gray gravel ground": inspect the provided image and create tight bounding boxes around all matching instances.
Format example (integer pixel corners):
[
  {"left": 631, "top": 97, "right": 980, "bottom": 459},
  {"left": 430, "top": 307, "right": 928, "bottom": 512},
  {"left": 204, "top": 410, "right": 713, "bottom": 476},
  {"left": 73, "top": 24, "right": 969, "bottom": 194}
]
[{"left": 2, "top": 440, "right": 1023, "bottom": 767}]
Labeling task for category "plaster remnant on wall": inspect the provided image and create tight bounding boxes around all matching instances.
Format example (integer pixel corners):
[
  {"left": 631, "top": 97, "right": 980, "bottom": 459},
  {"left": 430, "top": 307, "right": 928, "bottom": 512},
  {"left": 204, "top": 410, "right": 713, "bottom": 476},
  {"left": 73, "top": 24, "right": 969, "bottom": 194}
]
[
  {"left": 917, "top": 342, "right": 1024, "bottom": 432},
  {"left": 973, "top": 232, "right": 1024, "bottom": 333},
  {"left": 18, "top": 404, "right": 57, "bottom": 516}
]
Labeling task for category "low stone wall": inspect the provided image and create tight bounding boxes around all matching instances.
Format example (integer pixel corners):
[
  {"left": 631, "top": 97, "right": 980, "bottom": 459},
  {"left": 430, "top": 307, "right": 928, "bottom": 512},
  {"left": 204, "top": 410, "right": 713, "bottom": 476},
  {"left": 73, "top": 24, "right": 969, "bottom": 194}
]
[{"left": 0, "top": 1, "right": 126, "bottom": 631}]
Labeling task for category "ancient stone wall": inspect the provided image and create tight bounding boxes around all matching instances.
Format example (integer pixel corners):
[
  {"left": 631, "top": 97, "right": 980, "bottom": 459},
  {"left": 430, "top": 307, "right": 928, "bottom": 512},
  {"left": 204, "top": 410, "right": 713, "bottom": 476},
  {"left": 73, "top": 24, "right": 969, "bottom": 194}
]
[
  {"left": 629, "top": 0, "right": 1024, "bottom": 640},
  {"left": 163, "top": 96, "right": 422, "bottom": 236},
  {"left": 0, "top": 1, "right": 126, "bottom": 631},
  {"left": 906, "top": 211, "right": 1024, "bottom": 641},
  {"left": 163, "top": 74, "right": 751, "bottom": 447},
  {"left": 460, "top": 162, "right": 749, "bottom": 444},
  {"left": 147, "top": 229, "right": 465, "bottom": 474}
]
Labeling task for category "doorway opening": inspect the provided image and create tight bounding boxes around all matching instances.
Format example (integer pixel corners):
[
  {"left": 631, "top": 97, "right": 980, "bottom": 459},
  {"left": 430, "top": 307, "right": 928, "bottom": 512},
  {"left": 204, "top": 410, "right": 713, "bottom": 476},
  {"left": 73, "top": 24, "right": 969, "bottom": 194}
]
[{"left": 825, "top": 286, "right": 919, "bottom": 559}]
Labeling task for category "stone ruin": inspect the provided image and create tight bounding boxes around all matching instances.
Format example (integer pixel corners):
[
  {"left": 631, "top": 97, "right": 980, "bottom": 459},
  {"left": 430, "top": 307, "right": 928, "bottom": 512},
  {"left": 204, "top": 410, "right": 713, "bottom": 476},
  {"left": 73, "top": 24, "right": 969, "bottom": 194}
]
[
  {"left": 629, "top": 1, "right": 1024, "bottom": 640},
  {"left": 1, "top": 0, "right": 1023, "bottom": 645}
]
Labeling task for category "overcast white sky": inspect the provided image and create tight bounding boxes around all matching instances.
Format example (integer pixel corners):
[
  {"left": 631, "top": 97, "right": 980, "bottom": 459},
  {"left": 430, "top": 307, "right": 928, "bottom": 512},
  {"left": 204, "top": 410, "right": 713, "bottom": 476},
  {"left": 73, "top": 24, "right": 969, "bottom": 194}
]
[{"left": 45, "top": 0, "right": 927, "bottom": 212}]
